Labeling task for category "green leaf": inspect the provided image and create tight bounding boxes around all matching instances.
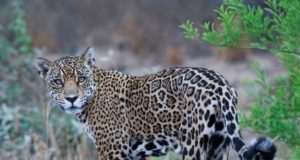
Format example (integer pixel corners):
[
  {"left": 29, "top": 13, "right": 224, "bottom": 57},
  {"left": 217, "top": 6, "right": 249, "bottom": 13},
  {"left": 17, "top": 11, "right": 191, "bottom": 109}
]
[{"left": 179, "top": 20, "right": 200, "bottom": 40}]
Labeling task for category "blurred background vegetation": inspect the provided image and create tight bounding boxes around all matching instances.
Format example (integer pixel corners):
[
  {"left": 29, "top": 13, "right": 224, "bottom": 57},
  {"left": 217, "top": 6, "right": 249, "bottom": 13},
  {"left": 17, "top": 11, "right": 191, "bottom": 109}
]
[{"left": 0, "top": 0, "right": 299, "bottom": 159}]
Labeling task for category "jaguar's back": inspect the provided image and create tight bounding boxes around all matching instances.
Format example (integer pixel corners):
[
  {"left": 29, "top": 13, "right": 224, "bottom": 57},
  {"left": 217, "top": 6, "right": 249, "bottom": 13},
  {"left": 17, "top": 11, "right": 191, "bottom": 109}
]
[{"left": 124, "top": 67, "right": 237, "bottom": 159}]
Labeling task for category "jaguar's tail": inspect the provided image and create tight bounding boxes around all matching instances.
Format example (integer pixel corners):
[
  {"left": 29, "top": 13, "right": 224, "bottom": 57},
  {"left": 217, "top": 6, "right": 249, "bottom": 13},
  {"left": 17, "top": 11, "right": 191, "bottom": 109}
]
[
  {"left": 246, "top": 137, "right": 276, "bottom": 160},
  {"left": 231, "top": 135, "right": 276, "bottom": 160}
]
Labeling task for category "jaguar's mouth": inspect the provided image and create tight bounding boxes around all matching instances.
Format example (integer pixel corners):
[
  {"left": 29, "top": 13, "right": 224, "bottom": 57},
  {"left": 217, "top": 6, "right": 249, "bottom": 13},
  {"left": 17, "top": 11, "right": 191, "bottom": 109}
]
[{"left": 64, "top": 105, "right": 85, "bottom": 113}]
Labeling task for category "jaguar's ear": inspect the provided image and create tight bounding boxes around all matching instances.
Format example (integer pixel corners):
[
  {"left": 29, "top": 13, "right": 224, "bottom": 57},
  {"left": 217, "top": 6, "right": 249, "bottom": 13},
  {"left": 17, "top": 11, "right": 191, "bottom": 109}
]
[
  {"left": 81, "top": 47, "right": 95, "bottom": 66},
  {"left": 34, "top": 57, "right": 52, "bottom": 79}
]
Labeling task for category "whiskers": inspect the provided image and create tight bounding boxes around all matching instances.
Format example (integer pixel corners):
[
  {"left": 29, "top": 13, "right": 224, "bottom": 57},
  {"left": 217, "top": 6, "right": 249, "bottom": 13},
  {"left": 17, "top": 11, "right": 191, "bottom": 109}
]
[
  {"left": 80, "top": 98, "right": 87, "bottom": 103},
  {"left": 55, "top": 98, "right": 66, "bottom": 105}
]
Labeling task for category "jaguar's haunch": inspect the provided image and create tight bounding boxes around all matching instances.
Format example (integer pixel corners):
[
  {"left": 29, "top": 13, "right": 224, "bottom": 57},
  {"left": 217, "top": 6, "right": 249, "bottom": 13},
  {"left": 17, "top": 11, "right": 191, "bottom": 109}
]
[{"left": 35, "top": 47, "right": 276, "bottom": 160}]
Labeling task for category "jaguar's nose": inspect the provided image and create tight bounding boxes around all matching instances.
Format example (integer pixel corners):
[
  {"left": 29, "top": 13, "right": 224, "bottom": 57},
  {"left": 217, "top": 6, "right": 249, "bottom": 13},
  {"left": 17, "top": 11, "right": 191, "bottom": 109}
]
[{"left": 65, "top": 96, "right": 78, "bottom": 103}]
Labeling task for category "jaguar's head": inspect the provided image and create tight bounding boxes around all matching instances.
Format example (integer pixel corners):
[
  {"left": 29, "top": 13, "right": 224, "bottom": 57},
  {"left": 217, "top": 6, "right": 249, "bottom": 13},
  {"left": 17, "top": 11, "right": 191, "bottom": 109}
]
[{"left": 34, "top": 47, "right": 96, "bottom": 114}]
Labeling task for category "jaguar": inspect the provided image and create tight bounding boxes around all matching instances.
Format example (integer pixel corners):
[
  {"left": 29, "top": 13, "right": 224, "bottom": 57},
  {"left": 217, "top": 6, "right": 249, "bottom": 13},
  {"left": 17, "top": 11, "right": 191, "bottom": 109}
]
[{"left": 34, "top": 47, "right": 276, "bottom": 160}]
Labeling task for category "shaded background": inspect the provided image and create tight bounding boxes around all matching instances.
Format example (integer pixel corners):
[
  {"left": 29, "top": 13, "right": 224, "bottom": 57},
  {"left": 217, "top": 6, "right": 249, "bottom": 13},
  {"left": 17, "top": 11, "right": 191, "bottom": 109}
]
[
  {"left": 23, "top": 0, "right": 218, "bottom": 54},
  {"left": 0, "top": 0, "right": 288, "bottom": 160}
]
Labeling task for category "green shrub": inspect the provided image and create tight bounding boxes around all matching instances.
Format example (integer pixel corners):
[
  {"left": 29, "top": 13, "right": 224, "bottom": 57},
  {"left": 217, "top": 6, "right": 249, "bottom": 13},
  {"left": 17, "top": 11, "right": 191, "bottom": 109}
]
[
  {"left": 0, "top": 0, "right": 34, "bottom": 105},
  {"left": 181, "top": 0, "right": 300, "bottom": 158},
  {"left": 0, "top": 0, "right": 32, "bottom": 59}
]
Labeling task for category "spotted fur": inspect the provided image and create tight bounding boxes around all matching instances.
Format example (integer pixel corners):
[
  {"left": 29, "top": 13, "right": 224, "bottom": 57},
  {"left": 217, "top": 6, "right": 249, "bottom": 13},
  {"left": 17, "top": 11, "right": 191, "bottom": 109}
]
[{"left": 35, "top": 47, "right": 276, "bottom": 160}]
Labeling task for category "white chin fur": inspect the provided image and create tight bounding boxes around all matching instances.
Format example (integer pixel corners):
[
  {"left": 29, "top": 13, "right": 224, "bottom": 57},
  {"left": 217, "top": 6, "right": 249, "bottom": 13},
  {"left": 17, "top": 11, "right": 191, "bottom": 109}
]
[{"left": 65, "top": 107, "right": 84, "bottom": 114}]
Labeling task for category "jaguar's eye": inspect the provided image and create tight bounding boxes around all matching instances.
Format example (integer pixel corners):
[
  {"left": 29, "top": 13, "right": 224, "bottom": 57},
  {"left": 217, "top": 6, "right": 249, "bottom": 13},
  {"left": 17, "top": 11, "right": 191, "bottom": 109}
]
[
  {"left": 78, "top": 76, "right": 87, "bottom": 83},
  {"left": 53, "top": 79, "right": 63, "bottom": 85}
]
